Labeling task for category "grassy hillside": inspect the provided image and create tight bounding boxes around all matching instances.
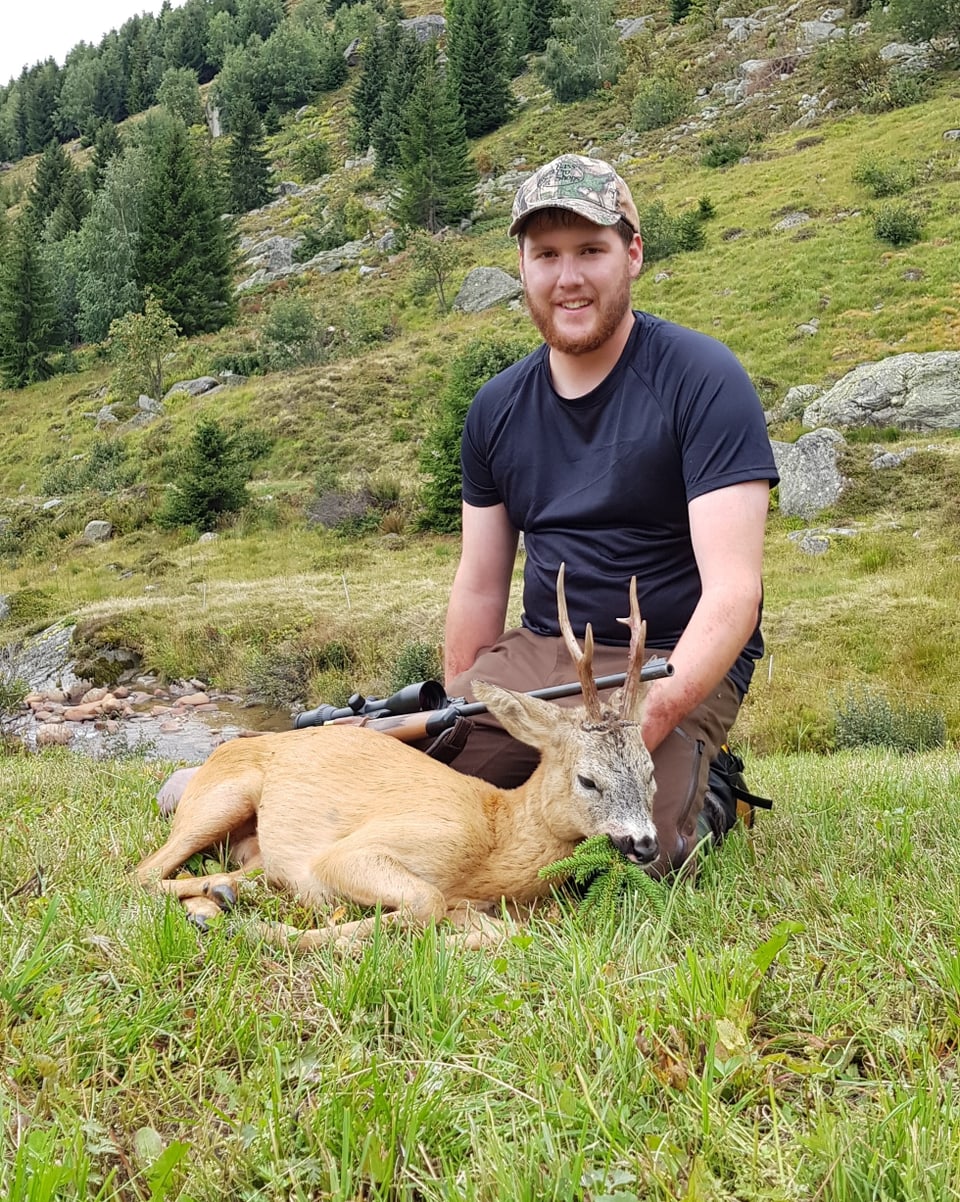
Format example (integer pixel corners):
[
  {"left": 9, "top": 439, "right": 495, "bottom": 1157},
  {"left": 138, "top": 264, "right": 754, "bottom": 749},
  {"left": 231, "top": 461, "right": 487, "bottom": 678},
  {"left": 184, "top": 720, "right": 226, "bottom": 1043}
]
[{"left": 1, "top": 0, "right": 959, "bottom": 753}]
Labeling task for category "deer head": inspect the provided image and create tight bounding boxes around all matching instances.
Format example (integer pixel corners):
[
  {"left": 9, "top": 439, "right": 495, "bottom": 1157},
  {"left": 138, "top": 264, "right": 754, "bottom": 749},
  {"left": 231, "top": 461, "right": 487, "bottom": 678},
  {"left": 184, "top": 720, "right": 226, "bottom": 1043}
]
[{"left": 473, "top": 564, "right": 659, "bottom": 865}]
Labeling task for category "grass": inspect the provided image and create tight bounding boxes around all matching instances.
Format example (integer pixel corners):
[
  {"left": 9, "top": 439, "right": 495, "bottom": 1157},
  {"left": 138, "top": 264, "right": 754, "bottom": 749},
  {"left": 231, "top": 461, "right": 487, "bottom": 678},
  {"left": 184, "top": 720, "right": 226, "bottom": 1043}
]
[{"left": 2, "top": 747, "right": 960, "bottom": 1198}]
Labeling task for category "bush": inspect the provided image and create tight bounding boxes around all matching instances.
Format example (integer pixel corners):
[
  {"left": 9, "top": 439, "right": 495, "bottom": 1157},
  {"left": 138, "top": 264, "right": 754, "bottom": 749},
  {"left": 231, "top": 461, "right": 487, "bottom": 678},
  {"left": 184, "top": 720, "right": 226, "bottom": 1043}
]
[
  {"left": 40, "top": 440, "right": 139, "bottom": 495},
  {"left": 631, "top": 75, "right": 690, "bottom": 132},
  {"left": 861, "top": 69, "right": 934, "bottom": 113},
  {"left": 873, "top": 203, "right": 923, "bottom": 246},
  {"left": 852, "top": 155, "right": 917, "bottom": 198},
  {"left": 700, "top": 135, "right": 750, "bottom": 169},
  {"left": 291, "top": 137, "right": 333, "bottom": 182},
  {"left": 418, "top": 336, "right": 532, "bottom": 533},
  {"left": 259, "top": 294, "right": 326, "bottom": 369},
  {"left": 637, "top": 201, "right": 707, "bottom": 262},
  {"left": 835, "top": 688, "right": 946, "bottom": 752},
  {"left": 390, "top": 641, "right": 443, "bottom": 693},
  {"left": 816, "top": 37, "right": 888, "bottom": 104}
]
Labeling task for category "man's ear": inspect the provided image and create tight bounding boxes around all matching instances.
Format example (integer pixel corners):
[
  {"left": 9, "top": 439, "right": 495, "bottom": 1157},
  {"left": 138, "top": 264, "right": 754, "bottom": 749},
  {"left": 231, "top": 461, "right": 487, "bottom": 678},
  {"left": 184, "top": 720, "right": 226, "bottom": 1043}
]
[{"left": 629, "top": 233, "right": 643, "bottom": 279}]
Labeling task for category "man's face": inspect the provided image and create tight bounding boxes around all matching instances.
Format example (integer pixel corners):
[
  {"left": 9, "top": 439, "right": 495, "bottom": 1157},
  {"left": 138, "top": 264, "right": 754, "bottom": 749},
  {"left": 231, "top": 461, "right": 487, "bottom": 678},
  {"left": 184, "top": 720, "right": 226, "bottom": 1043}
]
[{"left": 518, "top": 215, "right": 643, "bottom": 356}]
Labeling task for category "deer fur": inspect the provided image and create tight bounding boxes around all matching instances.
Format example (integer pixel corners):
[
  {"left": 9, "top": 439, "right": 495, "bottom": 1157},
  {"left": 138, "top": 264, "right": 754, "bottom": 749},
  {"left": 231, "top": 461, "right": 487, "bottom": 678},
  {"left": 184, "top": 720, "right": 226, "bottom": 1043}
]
[{"left": 136, "top": 567, "right": 659, "bottom": 949}]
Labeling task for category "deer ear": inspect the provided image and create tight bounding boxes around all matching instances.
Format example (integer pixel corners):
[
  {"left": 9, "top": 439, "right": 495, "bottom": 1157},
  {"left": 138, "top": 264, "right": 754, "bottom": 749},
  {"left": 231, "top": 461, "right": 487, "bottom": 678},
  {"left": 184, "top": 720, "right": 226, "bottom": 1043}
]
[{"left": 472, "top": 681, "right": 564, "bottom": 751}]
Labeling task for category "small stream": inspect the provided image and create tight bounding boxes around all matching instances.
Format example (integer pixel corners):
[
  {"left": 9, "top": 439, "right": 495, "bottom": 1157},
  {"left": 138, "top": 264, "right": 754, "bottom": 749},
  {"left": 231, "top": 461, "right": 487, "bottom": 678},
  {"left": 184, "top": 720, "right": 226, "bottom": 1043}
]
[{"left": 16, "top": 684, "right": 295, "bottom": 765}]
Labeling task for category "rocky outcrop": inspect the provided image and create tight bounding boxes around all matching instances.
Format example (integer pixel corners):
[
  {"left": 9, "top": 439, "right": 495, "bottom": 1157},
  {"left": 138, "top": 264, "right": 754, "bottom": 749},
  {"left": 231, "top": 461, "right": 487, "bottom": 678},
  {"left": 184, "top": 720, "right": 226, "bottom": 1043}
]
[
  {"left": 802, "top": 352, "right": 960, "bottom": 431},
  {"left": 453, "top": 267, "right": 522, "bottom": 313}
]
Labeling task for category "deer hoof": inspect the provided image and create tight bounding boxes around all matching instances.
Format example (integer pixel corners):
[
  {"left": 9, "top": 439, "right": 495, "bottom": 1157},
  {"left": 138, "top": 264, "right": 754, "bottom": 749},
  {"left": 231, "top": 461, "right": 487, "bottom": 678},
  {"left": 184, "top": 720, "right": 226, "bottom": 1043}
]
[{"left": 210, "top": 884, "right": 238, "bottom": 910}]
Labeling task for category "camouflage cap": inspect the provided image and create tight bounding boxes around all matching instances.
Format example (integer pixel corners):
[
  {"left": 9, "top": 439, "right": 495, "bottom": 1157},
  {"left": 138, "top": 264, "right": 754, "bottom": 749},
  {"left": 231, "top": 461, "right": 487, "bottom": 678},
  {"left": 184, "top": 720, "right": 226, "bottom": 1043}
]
[{"left": 508, "top": 154, "right": 640, "bottom": 239}]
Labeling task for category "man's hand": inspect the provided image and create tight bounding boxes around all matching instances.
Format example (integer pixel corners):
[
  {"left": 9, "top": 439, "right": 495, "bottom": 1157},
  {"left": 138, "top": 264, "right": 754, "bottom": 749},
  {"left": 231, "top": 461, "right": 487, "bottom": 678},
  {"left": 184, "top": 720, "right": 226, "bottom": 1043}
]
[{"left": 641, "top": 479, "right": 770, "bottom": 750}]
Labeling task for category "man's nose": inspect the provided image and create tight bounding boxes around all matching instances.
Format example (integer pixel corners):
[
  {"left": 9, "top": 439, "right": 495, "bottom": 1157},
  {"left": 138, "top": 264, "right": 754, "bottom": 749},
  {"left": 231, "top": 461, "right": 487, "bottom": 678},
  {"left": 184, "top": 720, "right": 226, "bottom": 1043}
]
[{"left": 556, "top": 255, "right": 584, "bottom": 286}]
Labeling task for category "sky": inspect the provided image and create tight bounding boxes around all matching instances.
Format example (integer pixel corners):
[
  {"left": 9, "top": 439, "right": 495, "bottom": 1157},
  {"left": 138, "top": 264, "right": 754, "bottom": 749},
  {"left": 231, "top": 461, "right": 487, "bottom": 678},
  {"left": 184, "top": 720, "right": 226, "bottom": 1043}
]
[{"left": 1, "top": 0, "right": 187, "bottom": 86}]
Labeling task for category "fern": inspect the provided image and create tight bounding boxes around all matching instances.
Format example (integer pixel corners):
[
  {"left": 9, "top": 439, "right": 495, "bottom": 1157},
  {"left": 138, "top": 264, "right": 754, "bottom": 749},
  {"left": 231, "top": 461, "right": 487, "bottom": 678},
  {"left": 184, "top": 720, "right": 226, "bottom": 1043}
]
[{"left": 539, "top": 835, "right": 667, "bottom": 923}]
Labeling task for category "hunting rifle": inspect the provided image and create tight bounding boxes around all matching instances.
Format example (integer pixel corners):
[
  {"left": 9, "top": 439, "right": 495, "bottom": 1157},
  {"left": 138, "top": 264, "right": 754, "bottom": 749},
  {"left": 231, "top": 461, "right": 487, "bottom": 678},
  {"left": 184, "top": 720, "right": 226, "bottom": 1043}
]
[{"left": 293, "top": 657, "right": 674, "bottom": 742}]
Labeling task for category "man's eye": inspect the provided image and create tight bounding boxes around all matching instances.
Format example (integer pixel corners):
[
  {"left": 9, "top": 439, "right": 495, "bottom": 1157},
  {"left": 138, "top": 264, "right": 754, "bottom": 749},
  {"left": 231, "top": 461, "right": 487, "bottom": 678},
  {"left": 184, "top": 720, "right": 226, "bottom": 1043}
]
[{"left": 577, "top": 774, "right": 598, "bottom": 791}]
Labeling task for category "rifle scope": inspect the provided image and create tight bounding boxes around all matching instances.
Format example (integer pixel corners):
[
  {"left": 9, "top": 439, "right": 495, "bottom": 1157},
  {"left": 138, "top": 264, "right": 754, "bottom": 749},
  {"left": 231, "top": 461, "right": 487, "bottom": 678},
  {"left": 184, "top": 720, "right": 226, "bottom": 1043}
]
[{"left": 294, "top": 679, "right": 448, "bottom": 729}]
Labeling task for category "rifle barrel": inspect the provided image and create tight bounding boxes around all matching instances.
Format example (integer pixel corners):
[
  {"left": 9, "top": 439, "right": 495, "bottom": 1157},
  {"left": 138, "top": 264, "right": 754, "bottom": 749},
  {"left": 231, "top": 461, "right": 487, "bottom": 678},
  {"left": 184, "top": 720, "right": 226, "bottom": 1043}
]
[{"left": 454, "top": 656, "right": 673, "bottom": 717}]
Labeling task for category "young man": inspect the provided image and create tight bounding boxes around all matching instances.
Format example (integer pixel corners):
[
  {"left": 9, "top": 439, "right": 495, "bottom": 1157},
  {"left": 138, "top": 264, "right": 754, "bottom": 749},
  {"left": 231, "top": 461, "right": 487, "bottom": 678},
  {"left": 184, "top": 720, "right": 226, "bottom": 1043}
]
[{"left": 441, "top": 153, "right": 779, "bottom": 876}]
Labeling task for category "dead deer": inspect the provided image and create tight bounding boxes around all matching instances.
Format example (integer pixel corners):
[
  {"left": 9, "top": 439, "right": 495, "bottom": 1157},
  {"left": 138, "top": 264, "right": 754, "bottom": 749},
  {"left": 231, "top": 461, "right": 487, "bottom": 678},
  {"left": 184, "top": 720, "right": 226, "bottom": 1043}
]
[{"left": 136, "top": 565, "right": 658, "bottom": 949}]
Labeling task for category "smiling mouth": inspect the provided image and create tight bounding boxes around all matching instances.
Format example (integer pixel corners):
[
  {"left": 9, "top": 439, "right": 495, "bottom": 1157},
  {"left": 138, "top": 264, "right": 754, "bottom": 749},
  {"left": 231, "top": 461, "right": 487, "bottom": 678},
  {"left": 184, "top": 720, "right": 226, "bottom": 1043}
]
[{"left": 559, "top": 300, "right": 591, "bottom": 310}]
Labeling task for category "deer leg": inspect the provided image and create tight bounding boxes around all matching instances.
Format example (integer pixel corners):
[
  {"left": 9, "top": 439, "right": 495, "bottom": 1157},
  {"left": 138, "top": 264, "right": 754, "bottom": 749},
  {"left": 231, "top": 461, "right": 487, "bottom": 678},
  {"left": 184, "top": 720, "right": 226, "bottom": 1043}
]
[
  {"left": 305, "top": 842, "right": 449, "bottom": 924},
  {"left": 136, "top": 771, "right": 261, "bottom": 888},
  {"left": 443, "top": 904, "right": 513, "bottom": 950}
]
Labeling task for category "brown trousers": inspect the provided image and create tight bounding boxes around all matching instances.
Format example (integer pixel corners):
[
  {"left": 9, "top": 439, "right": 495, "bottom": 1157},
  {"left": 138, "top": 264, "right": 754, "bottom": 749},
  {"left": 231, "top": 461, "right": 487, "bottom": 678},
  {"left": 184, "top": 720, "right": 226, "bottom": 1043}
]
[{"left": 442, "top": 628, "right": 742, "bottom": 876}]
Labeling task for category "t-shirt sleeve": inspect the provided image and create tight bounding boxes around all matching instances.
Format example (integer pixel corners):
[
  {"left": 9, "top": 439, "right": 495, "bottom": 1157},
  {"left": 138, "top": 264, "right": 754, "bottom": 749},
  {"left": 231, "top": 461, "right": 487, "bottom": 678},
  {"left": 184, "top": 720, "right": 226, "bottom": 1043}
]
[
  {"left": 665, "top": 332, "right": 779, "bottom": 500},
  {"left": 460, "top": 393, "right": 503, "bottom": 507}
]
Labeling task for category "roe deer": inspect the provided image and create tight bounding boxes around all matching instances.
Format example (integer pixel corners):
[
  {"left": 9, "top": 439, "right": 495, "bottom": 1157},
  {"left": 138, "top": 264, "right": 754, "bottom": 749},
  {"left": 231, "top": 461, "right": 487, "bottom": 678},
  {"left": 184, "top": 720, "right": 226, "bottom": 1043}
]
[{"left": 136, "top": 565, "right": 659, "bottom": 949}]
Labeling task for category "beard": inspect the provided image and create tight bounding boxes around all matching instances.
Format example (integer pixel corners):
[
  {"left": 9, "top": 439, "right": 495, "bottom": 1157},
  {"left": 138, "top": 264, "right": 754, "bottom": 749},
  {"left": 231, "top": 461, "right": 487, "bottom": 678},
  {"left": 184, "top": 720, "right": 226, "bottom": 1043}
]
[{"left": 524, "top": 264, "right": 634, "bottom": 356}]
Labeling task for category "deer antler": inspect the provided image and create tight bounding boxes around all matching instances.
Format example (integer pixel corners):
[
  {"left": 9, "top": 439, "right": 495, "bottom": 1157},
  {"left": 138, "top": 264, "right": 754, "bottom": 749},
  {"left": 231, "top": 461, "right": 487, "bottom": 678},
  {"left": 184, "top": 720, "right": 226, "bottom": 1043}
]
[
  {"left": 556, "top": 563, "right": 603, "bottom": 721},
  {"left": 615, "top": 575, "right": 647, "bottom": 722}
]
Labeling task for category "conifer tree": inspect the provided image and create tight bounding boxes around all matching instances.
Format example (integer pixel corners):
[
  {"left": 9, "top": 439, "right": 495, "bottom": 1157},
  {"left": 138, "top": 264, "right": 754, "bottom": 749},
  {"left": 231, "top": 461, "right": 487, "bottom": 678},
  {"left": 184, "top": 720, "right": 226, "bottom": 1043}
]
[
  {"left": 88, "top": 121, "right": 124, "bottom": 191},
  {"left": 226, "top": 97, "right": 275, "bottom": 213},
  {"left": 447, "top": 0, "right": 512, "bottom": 138},
  {"left": 349, "top": 5, "right": 403, "bottom": 152},
  {"left": 371, "top": 27, "right": 426, "bottom": 171},
  {"left": 0, "top": 217, "right": 58, "bottom": 387},
  {"left": 517, "top": 0, "right": 560, "bottom": 55},
  {"left": 392, "top": 45, "right": 478, "bottom": 232},
  {"left": 26, "top": 141, "right": 72, "bottom": 231},
  {"left": 135, "top": 117, "right": 236, "bottom": 336},
  {"left": 45, "top": 167, "right": 90, "bottom": 240}
]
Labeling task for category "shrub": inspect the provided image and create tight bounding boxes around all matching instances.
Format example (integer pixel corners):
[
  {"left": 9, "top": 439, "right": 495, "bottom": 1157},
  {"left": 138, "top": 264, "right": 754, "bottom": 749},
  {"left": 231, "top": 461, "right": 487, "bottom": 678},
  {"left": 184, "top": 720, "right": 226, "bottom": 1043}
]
[
  {"left": 816, "top": 37, "right": 888, "bottom": 104},
  {"left": 292, "top": 137, "right": 333, "bottom": 182},
  {"left": 861, "top": 69, "right": 934, "bottom": 113},
  {"left": 700, "top": 135, "right": 750, "bottom": 169},
  {"left": 40, "top": 440, "right": 139, "bottom": 495},
  {"left": 390, "top": 641, "right": 443, "bottom": 693},
  {"left": 259, "top": 294, "right": 326, "bottom": 369},
  {"left": 636, "top": 202, "right": 707, "bottom": 262},
  {"left": 631, "top": 75, "right": 690, "bottom": 132},
  {"left": 873, "top": 203, "right": 923, "bottom": 246},
  {"left": 418, "top": 336, "right": 532, "bottom": 533},
  {"left": 852, "top": 154, "right": 917, "bottom": 198},
  {"left": 835, "top": 688, "right": 946, "bottom": 752}
]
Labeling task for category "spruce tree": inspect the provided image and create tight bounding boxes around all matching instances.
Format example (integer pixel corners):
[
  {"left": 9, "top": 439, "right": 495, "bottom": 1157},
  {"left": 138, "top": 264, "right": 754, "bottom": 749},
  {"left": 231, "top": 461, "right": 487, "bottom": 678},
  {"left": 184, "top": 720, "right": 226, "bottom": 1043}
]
[
  {"left": 157, "top": 418, "right": 251, "bottom": 531},
  {"left": 371, "top": 28, "right": 425, "bottom": 171},
  {"left": 135, "top": 117, "right": 236, "bottom": 336},
  {"left": 227, "top": 97, "right": 275, "bottom": 213},
  {"left": 349, "top": 6, "right": 403, "bottom": 153},
  {"left": 26, "top": 141, "right": 72, "bottom": 232},
  {"left": 447, "top": 0, "right": 512, "bottom": 139},
  {"left": 520, "top": 0, "right": 560, "bottom": 54},
  {"left": 89, "top": 121, "right": 124, "bottom": 191},
  {"left": 392, "top": 46, "right": 478, "bottom": 232},
  {"left": 0, "top": 217, "right": 58, "bottom": 387}
]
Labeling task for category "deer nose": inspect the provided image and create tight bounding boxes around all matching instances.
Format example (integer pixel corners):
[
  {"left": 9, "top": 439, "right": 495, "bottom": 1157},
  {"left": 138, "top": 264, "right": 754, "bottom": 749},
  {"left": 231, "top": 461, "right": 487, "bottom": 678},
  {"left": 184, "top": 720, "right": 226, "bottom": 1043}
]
[{"left": 611, "top": 832, "right": 659, "bottom": 865}]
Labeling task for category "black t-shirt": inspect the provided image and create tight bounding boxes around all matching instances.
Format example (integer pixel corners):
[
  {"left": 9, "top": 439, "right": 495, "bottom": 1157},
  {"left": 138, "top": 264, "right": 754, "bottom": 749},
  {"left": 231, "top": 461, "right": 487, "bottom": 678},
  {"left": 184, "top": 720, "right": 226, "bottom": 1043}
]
[{"left": 460, "top": 311, "right": 780, "bottom": 696}]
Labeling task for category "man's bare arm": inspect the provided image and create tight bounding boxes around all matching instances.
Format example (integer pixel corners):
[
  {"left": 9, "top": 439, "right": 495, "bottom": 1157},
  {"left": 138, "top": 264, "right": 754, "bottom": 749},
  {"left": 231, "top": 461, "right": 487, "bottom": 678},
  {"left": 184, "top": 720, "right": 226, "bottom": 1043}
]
[
  {"left": 641, "top": 480, "right": 770, "bottom": 751},
  {"left": 444, "top": 502, "right": 519, "bottom": 683}
]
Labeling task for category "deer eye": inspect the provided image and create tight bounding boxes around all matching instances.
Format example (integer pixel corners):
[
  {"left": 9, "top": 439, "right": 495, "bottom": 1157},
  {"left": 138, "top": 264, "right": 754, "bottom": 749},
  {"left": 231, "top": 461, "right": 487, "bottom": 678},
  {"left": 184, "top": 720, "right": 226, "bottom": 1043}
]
[{"left": 577, "top": 774, "right": 598, "bottom": 791}]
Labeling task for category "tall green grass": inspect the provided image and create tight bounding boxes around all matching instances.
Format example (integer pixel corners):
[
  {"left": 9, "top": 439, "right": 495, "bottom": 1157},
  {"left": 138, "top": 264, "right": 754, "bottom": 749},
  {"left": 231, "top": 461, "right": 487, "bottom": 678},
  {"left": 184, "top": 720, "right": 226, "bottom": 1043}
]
[{"left": 2, "top": 747, "right": 959, "bottom": 1198}]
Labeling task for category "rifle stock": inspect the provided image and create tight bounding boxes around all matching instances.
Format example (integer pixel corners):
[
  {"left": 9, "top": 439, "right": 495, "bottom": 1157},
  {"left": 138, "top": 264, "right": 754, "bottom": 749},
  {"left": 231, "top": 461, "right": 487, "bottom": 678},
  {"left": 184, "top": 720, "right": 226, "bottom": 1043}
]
[{"left": 308, "top": 657, "right": 674, "bottom": 742}]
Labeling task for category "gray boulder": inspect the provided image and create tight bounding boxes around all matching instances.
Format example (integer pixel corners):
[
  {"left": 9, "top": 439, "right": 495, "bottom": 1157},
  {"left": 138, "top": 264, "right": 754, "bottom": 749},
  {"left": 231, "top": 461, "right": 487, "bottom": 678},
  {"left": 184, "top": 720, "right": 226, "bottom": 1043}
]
[
  {"left": 771, "top": 428, "right": 846, "bottom": 519},
  {"left": 163, "top": 376, "right": 222, "bottom": 400},
  {"left": 803, "top": 352, "right": 960, "bottom": 431},
  {"left": 453, "top": 267, "right": 522, "bottom": 313},
  {"left": 83, "top": 520, "right": 114, "bottom": 543},
  {"left": 400, "top": 14, "right": 445, "bottom": 41}
]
